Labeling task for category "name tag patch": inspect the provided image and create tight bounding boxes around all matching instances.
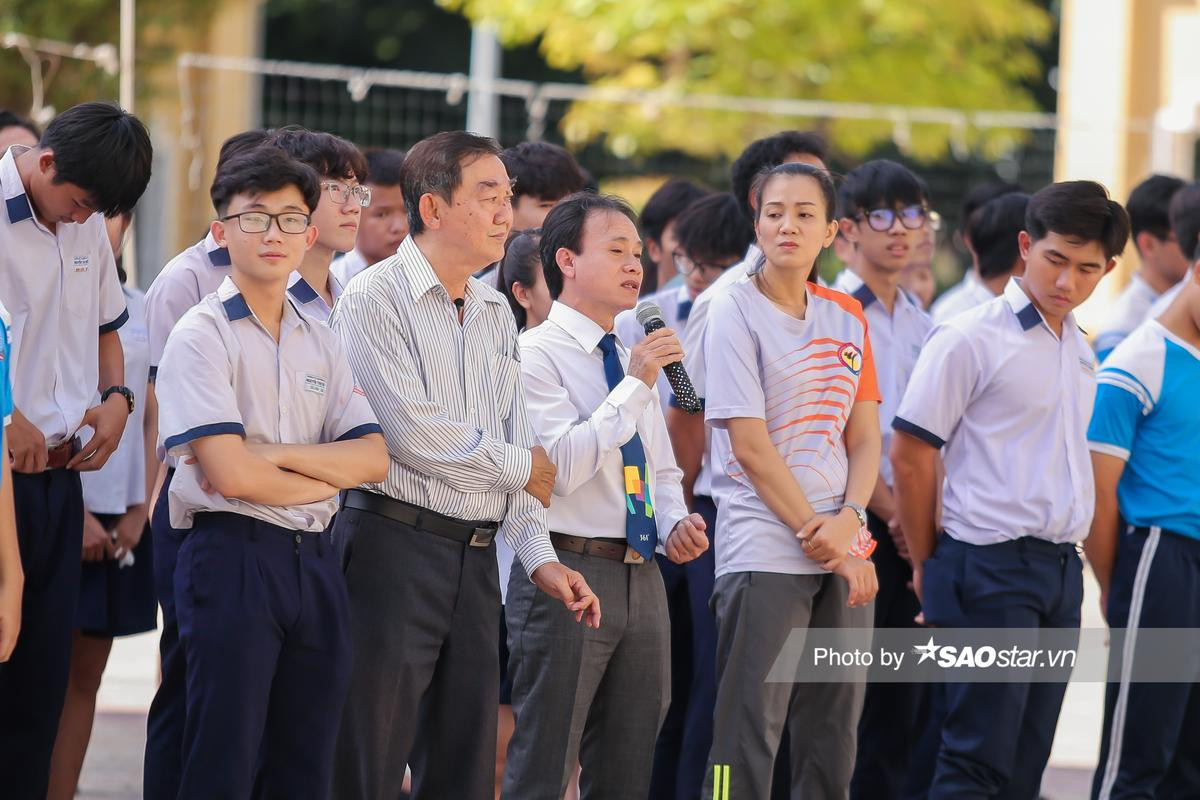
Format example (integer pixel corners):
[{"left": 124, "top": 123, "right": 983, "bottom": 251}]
[
  {"left": 72, "top": 255, "right": 90, "bottom": 272},
  {"left": 303, "top": 374, "right": 327, "bottom": 396}
]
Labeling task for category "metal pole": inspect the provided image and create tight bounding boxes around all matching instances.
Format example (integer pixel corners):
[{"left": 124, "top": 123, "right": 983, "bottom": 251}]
[
  {"left": 119, "top": 0, "right": 138, "bottom": 284},
  {"left": 466, "top": 22, "right": 501, "bottom": 139}
]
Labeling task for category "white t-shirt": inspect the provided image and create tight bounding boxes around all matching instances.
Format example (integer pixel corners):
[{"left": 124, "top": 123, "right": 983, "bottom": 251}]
[{"left": 705, "top": 276, "right": 881, "bottom": 578}]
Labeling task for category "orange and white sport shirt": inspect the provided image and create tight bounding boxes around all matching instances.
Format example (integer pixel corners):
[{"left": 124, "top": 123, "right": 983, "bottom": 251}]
[{"left": 705, "top": 276, "right": 881, "bottom": 578}]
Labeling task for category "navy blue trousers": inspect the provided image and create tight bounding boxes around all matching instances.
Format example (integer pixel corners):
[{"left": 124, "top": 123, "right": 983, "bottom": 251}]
[
  {"left": 650, "top": 493, "right": 719, "bottom": 800},
  {"left": 0, "top": 468, "right": 83, "bottom": 799},
  {"left": 1091, "top": 526, "right": 1200, "bottom": 800},
  {"left": 175, "top": 512, "right": 352, "bottom": 799},
  {"left": 851, "top": 511, "right": 929, "bottom": 800},
  {"left": 922, "top": 534, "right": 1083, "bottom": 800},
  {"left": 143, "top": 467, "right": 188, "bottom": 799}
]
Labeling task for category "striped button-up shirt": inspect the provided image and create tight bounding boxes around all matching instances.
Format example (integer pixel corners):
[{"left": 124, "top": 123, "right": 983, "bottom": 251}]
[{"left": 330, "top": 235, "right": 557, "bottom": 575}]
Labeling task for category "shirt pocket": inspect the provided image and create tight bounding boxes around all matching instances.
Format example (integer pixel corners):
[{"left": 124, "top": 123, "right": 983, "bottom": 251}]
[
  {"left": 64, "top": 257, "right": 98, "bottom": 318},
  {"left": 291, "top": 369, "right": 331, "bottom": 442},
  {"left": 490, "top": 352, "right": 520, "bottom": 422}
]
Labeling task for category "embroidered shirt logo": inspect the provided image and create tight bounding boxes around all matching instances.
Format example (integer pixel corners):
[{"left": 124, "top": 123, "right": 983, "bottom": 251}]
[
  {"left": 838, "top": 343, "right": 863, "bottom": 375},
  {"left": 72, "top": 255, "right": 90, "bottom": 273},
  {"left": 303, "top": 374, "right": 328, "bottom": 396}
]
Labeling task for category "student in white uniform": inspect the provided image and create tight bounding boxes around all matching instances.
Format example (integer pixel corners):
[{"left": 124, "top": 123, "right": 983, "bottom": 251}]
[
  {"left": 640, "top": 179, "right": 712, "bottom": 296},
  {"left": 830, "top": 159, "right": 935, "bottom": 800},
  {"left": 1094, "top": 174, "right": 1189, "bottom": 361},
  {"left": 503, "top": 192, "right": 709, "bottom": 799},
  {"left": 1138, "top": 181, "right": 1200, "bottom": 332},
  {"left": 0, "top": 109, "right": 39, "bottom": 151},
  {"left": 929, "top": 182, "right": 1022, "bottom": 322},
  {"left": 267, "top": 127, "right": 368, "bottom": 321},
  {"left": 330, "top": 147, "right": 407, "bottom": 289},
  {"left": 891, "top": 180, "right": 1130, "bottom": 799},
  {"left": 0, "top": 101, "right": 151, "bottom": 799},
  {"left": 155, "top": 144, "right": 387, "bottom": 799},
  {"left": 47, "top": 211, "right": 158, "bottom": 800}
]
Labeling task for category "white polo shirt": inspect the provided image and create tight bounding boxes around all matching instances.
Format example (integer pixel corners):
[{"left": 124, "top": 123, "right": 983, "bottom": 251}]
[
  {"left": 156, "top": 276, "right": 382, "bottom": 532},
  {"left": 0, "top": 146, "right": 127, "bottom": 444},
  {"left": 614, "top": 283, "right": 692, "bottom": 418},
  {"left": 832, "top": 268, "right": 932, "bottom": 487},
  {"left": 81, "top": 287, "right": 150, "bottom": 514},
  {"left": 145, "top": 232, "right": 232, "bottom": 376},
  {"left": 1093, "top": 272, "right": 1160, "bottom": 361},
  {"left": 330, "top": 248, "right": 370, "bottom": 290},
  {"left": 519, "top": 301, "right": 689, "bottom": 547},
  {"left": 893, "top": 277, "right": 1098, "bottom": 545},
  {"left": 286, "top": 270, "right": 344, "bottom": 323},
  {"left": 930, "top": 271, "right": 997, "bottom": 323}
]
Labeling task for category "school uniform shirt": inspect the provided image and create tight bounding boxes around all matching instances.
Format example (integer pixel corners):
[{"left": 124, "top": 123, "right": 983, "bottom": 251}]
[
  {"left": 330, "top": 235, "right": 557, "bottom": 576},
  {"left": 0, "top": 145, "right": 127, "bottom": 444},
  {"left": 0, "top": 300, "right": 12, "bottom": 429},
  {"left": 680, "top": 242, "right": 760, "bottom": 500},
  {"left": 330, "top": 248, "right": 370, "bottom": 291},
  {"left": 520, "top": 301, "right": 689, "bottom": 546},
  {"left": 893, "top": 277, "right": 1098, "bottom": 545},
  {"left": 832, "top": 268, "right": 933, "bottom": 488},
  {"left": 1143, "top": 277, "right": 1186, "bottom": 326},
  {"left": 614, "top": 283, "right": 693, "bottom": 418},
  {"left": 1088, "top": 320, "right": 1200, "bottom": 541},
  {"left": 156, "top": 276, "right": 381, "bottom": 532},
  {"left": 81, "top": 287, "right": 151, "bottom": 514},
  {"left": 929, "top": 271, "right": 997, "bottom": 324},
  {"left": 286, "top": 270, "right": 344, "bottom": 323},
  {"left": 1094, "top": 273, "right": 1161, "bottom": 361},
  {"left": 704, "top": 276, "right": 882, "bottom": 579},
  {"left": 145, "top": 232, "right": 232, "bottom": 377}
]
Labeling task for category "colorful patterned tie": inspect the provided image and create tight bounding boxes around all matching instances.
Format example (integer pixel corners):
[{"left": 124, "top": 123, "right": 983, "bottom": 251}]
[{"left": 597, "top": 333, "right": 658, "bottom": 560}]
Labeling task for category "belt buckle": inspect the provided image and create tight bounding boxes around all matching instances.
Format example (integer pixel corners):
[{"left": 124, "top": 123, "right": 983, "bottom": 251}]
[
  {"left": 469, "top": 528, "right": 494, "bottom": 548},
  {"left": 623, "top": 547, "right": 645, "bottom": 565}
]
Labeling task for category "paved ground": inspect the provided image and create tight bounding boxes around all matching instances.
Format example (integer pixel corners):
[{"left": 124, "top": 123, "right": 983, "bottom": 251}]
[{"left": 76, "top": 570, "right": 1110, "bottom": 798}]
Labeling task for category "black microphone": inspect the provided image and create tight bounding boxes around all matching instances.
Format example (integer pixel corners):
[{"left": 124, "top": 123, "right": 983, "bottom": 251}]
[{"left": 636, "top": 301, "right": 702, "bottom": 414}]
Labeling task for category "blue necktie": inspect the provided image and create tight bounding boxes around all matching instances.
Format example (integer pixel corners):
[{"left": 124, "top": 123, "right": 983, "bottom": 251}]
[
  {"left": 597, "top": 333, "right": 657, "bottom": 560},
  {"left": 677, "top": 299, "right": 693, "bottom": 322}
]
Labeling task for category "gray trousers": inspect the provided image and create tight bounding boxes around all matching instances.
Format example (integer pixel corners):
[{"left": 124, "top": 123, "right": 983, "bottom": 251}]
[
  {"left": 502, "top": 548, "right": 671, "bottom": 800},
  {"left": 330, "top": 506, "right": 501, "bottom": 800},
  {"left": 704, "top": 571, "right": 871, "bottom": 800}
]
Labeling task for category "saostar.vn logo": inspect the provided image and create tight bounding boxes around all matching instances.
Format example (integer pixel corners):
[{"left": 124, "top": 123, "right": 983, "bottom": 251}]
[{"left": 912, "top": 635, "right": 1076, "bottom": 670}]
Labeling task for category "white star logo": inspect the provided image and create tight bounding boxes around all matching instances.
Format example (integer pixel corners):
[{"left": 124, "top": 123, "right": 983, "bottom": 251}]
[{"left": 913, "top": 635, "right": 939, "bottom": 665}]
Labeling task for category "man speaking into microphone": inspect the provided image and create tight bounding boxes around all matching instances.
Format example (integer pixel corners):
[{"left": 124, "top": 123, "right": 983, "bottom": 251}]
[{"left": 503, "top": 193, "right": 709, "bottom": 799}]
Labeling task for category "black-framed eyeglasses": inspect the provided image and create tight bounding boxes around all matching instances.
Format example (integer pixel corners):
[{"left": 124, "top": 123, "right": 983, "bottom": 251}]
[
  {"left": 858, "top": 205, "right": 927, "bottom": 232},
  {"left": 673, "top": 251, "right": 729, "bottom": 277},
  {"left": 220, "top": 211, "right": 311, "bottom": 235},
  {"left": 322, "top": 181, "right": 372, "bottom": 208}
]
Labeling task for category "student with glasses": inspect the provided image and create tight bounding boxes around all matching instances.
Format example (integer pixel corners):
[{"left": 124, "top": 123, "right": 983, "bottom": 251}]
[
  {"left": 331, "top": 148, "right": 406, "bottom": 289},
  {"left": 265, "top": 127, "right": 369, "bottom": 321},
  {"left": 830, "top": 159, "right": 935, "bottom": 800}
]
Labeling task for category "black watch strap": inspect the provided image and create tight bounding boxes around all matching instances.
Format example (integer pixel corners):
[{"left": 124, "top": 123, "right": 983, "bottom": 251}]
[{"left": 102, "top": 385, "right": 135, "bottom": 414}]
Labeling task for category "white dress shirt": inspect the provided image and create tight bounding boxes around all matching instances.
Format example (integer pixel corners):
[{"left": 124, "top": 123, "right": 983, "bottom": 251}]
[
  {"left": 330, "top": 235, "right": 556, "bottom": 576},
  {"left": 0, "top": 145, "right": 127, "bottom": 444},
  {"left": 930, "top": 271, "right": 997, "bottom": 324},
  {"left": 894, "top": 278, "right": 1098, "bottom": 545},
  {"left": 520, "top": 301, "right": 689, "bottom": 546}
]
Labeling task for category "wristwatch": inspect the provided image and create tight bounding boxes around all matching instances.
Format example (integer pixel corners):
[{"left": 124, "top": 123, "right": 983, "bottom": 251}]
[
  {"left": 842, "top": 501, "right": 868, "bottom": 529},
  {"left": 102, "top": 385, "right": 135, "bottom": 414}
]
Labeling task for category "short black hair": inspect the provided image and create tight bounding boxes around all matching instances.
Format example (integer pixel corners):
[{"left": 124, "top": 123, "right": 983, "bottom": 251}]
[
  {"left": 40, "top": 101, "right": 152, "bottom": 217},
  {"left": 970, "top": 192, "right": 1030, "bottom": 280},
  {"left": 1025, "top": 180, "right": 1130, "bottom": 260},
  {"left": 1127, "top": 174, "right": 1185, "bottom": 248},
  {"left": 731, "top": 130, "right": 828, "bottom": 226},
  {"left": 500, "top": 142, "right": 586, "bottom": 202},
  {"left": 960, "top": 181, "right": 1022, "bottom": 242},
  {"left": 209, "top": 144, "right": 321, "bottom": 216},
  {"left": 0, "top": 109, "right": 40, "bottom": 139},
  {"left": 364, "top": 148, "right": 405, "bottom": 187},
  {"left": 401, "top": 130, "right": 502, "bottom": 236},
  {"left": 641, "top": 179, "right": 710, "bottom": 243},
  {"left": 755, "top": 162, "right": 839, "bottom": 223},
  {"left": 499, "top": 228, "right": 542, "bottom": 329},
  {"left": 266, "top": 126, "right": 367, "bottom": 184},
  {"left": 674, "top": 193, "right": 754, "bottom": 266},
  {"left": 218, "top": 130, "right": 270, "bottom": 171},
  {"left": 1168, "top": 182, "right": 1200, "bottom": 263},
  {"left": 838, "top": 159, "right": 926, "bottom": 220},
  {"left": 540, "top": 193, "right": 639, "bottom": 299}
]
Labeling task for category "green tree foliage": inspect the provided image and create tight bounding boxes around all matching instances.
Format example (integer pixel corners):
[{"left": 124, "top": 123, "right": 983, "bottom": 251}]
[
  {"left": 0, "top": 0, "right": 209, "bottom": 117},
  {"left": 440, "top": 0, "right": 1054, "bottom": 159}
]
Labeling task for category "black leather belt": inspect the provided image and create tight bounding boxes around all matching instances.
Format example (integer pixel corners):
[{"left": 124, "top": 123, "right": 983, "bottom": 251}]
[
  {"left": 343, "top": 489, "right": 497, "bottom": 547},
  {"left": 549, "top": 532, "right": 645, "bottom": 564}
]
